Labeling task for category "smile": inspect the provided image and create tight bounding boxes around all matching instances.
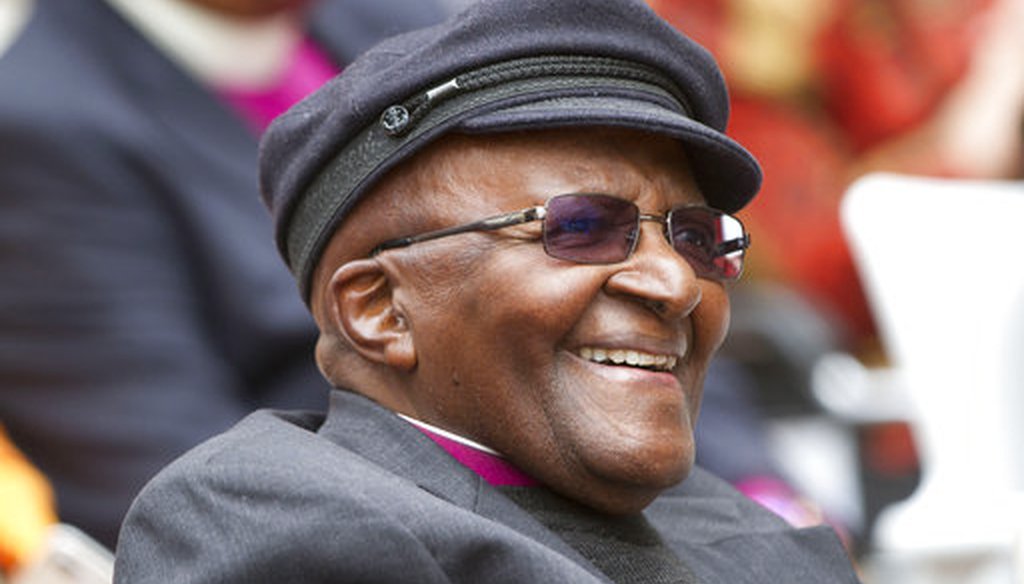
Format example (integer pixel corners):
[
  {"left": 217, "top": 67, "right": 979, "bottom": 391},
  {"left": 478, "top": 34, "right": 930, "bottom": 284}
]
[{"left": 577, "top": 347, "right": 679, "bottom": 372}]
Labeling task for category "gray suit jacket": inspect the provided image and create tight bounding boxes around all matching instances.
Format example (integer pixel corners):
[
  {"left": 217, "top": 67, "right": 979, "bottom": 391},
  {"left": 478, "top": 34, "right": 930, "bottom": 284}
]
[{"left": 115, "top": 390, "right": 860, "bottom": 583}]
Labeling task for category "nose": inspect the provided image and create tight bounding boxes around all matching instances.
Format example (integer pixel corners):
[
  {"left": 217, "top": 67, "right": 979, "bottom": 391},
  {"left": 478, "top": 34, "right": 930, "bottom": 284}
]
[{"left": 604, "top": 222, "right": 703, "bottom": 319}]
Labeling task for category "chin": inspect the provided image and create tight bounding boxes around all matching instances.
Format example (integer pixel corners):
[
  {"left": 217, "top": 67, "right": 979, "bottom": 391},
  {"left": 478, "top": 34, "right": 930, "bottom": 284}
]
[
  {"left": 634, "top": 443, "right": 694, "bottom": 490},
  {"left": 573, "top": 438, "right": 695, "bottom": 514}
]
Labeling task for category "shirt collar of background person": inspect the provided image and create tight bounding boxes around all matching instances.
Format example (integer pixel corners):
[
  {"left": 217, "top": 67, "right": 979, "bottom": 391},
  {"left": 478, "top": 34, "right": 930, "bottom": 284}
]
[{"left": 103, "top": 0, "right": 303, "bottom": 90}]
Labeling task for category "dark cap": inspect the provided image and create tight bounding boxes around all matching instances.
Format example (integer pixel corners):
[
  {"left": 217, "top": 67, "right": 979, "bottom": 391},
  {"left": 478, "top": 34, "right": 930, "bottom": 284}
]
[{"left": 260, "top": 0, "right": 762, "bottom": 301}]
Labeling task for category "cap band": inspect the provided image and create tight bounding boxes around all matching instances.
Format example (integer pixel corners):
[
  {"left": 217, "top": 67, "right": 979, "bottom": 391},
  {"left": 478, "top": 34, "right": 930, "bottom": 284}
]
[{"left": 284, "top": 54, "right": 692, "bottom": 299}]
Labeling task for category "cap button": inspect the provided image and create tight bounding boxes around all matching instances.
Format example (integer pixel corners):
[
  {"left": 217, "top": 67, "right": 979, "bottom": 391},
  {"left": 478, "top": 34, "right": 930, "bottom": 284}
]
[{"left": 380, "top": 105, "right": 411, "bottom": 136}]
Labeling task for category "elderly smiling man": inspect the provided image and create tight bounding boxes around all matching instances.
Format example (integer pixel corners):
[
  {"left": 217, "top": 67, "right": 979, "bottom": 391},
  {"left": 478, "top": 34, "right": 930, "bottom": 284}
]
[{"left": 114, "top": 0, "right": 861, "bottom": 582}]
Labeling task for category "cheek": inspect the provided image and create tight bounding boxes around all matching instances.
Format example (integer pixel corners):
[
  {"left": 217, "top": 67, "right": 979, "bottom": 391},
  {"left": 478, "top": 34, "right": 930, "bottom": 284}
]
[
  {"left": 694, "top": 283, "right": 731, "bottom": 358},
  {"left": 471, "top": 258, "right": 596, "bottom": 344},
  {"left": 459, "top": 262, "right": 602, "bottom": 421},
  {"left": 407, "top": 255, "right": 595, "bottom": 423},
  {"left": 679, "top": 284, "right": 730, "bottom": 416}
]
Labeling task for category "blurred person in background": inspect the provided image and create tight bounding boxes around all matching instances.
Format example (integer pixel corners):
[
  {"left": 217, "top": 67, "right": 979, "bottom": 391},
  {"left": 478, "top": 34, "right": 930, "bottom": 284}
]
[{"left": 0, "top": 0, "right": 446, "bottom": 549}]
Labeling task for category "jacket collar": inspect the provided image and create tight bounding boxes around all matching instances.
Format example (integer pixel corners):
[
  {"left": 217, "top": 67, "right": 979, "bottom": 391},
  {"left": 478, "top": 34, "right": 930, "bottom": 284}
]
[{"left": 317, "top": 389, "right": 610, "bottom": 582}]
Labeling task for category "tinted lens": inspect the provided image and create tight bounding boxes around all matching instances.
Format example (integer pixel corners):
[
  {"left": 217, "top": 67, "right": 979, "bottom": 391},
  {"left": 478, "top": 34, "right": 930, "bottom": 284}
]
[
  {"left": 668, "top": 207, "right": 746, "bottom": 281},
  {"left": 543, "top": 194, "right": 639, "bottom": 263}
]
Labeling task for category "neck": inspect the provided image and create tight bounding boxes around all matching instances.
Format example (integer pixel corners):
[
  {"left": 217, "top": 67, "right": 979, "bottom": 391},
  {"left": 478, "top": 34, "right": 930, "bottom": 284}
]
[{"left": 103, "top": 0, "right": 303, "bottom": 88}]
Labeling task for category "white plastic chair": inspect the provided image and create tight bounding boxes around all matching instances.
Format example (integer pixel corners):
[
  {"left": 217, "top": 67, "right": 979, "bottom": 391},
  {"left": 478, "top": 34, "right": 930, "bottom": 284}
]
[
  {"left": 10, "top": 524, "right": 113, "bottom": 584},
  {"left": 841, "top": 173, "right": 1024, "bottom": 584}
]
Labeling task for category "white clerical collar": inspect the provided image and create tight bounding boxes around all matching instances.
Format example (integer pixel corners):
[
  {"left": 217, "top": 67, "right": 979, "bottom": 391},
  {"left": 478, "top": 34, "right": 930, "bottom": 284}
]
[
  {"left": 0, "top": 0, "right": 32, "bottom": 57},
  {"left": 102, "top": 0, "right": 303, "bottom": 89},
  {"left": 396, "top": 413, "right": 503, "bottom": 457}
]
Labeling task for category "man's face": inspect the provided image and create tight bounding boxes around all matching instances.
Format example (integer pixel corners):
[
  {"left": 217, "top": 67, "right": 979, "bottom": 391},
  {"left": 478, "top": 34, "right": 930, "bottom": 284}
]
[{"left": 387, "top": 128, "right": 732, "bottom": 513}]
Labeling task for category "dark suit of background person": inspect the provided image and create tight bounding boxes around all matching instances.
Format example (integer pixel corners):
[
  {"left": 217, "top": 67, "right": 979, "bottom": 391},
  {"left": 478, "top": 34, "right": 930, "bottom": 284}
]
[{"left": 0, "top": 0, "right": 445, "bottom": 548}]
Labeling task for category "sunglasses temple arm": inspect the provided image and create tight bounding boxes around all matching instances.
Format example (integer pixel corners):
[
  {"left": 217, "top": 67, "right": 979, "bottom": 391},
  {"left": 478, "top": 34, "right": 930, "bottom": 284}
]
[
  {"left": 714, "top": 233, "right": 751, "bottom": 257},
  {"left": 372, "top": 206, "right": 546, "bottom": 254},
  {"left": 474, "top": 206, "right": 546, "bottom": 231}
]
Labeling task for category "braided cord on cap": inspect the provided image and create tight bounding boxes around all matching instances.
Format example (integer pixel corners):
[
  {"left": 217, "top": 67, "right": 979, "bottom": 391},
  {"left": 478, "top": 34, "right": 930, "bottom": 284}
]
[
  {"left": 284, "top": 55, "right": 692, "bottom": 301},
  {"left": 383, "top": 55, "right": 694, "bottom": 136}
]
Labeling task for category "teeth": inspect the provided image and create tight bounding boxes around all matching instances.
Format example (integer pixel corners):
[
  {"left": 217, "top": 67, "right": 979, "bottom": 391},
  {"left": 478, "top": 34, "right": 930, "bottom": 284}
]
[{"left": 577, "top": 347, "right": 679, "bottom": 371}]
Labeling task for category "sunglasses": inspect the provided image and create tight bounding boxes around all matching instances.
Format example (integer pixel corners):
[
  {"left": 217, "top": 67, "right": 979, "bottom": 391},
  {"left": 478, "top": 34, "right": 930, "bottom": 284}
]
[{"left": 371, "top": 193, "right": 750, "bottom": 282}]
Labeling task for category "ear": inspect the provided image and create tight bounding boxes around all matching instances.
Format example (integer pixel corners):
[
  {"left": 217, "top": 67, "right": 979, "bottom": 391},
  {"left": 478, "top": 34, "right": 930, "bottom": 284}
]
[{"left": 324, "top": 259, "right": 416, "bottom": 371}]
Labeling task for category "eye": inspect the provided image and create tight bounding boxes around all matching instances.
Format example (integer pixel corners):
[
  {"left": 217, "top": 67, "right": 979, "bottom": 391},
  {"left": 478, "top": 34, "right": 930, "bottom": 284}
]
[
  {"left": 673, "top": 224, "right": 714, "bottom": 255},
  {"left": 560, "top": 215, "right": 603, "bottom": 234},
  {"left": 667, "top": 207, "right": 747, "bottom": 281}
]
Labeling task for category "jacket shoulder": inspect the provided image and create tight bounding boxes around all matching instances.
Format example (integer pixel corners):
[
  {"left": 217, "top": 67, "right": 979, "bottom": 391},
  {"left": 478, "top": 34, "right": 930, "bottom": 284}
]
[
  {"left": 115, "top": 410, "right": 453, "bottom": 583},
  {"left": 648, "top": 467, "right": 861, "bottom": 583}
]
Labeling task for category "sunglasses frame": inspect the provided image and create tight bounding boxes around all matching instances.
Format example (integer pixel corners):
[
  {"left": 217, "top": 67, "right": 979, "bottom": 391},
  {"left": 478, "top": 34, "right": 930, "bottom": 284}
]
[{"left": 371, "top": 193, "right": 750, "bottom": 282}]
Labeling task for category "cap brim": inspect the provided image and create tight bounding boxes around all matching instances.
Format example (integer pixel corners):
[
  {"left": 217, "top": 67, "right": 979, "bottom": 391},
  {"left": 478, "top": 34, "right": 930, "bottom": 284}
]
[{"left": 457, "top": 95, "right": 761, "bottom": 213}]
